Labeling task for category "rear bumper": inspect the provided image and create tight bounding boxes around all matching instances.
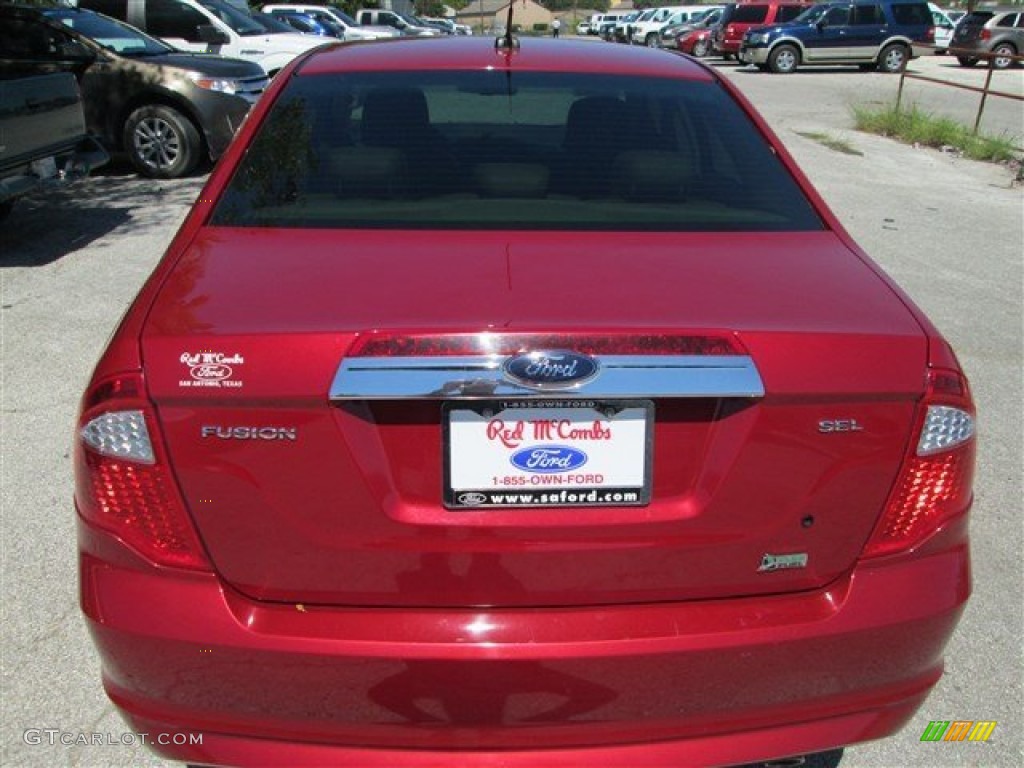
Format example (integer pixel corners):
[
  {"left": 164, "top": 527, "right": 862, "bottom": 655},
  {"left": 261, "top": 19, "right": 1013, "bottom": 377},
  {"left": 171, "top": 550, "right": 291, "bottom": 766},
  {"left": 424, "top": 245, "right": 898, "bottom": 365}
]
[
  {"left": 80, "top": 516, "right": 970, "bottom": 767},
  {"left": 0, "top": 136, "right": 108, "bottom": 204}
]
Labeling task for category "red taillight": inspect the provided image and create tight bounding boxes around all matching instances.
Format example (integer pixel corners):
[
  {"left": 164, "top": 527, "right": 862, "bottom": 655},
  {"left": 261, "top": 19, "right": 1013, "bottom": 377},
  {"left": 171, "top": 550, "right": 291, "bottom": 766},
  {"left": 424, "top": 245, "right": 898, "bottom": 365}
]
[
  {"left": 926, "top": 25, "right": 936, "bottom": 43},
  {"left": 350, "top": 332, "right": 746, "bottom": 357},
  {"left": 75, "top": 373, "right": 210, "bottom": 570},
  {"left": 862, "top": 368, "right": 976, "bottom": 559},
  {"left": 980, "top": 28, "right": 991, "bottom": 41}
]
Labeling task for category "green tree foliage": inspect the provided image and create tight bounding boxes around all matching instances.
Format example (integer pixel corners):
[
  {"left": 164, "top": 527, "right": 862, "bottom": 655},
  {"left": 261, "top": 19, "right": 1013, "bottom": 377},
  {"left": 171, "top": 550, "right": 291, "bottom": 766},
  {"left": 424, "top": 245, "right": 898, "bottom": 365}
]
[
  {"left": 541, "top": 0, "right": 610, "bottom": 12},
  {"left": 415, "top": 0, "right": 447, "bottom": 16},
  {"left": 332, "top": 0, "right": 371, "bottom": 15}
]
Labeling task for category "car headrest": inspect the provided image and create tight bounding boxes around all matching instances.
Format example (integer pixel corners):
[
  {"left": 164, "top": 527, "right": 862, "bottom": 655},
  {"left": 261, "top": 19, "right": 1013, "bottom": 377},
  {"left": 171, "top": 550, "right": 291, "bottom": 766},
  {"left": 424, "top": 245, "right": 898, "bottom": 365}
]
[
  {"left": 611, "top": 150, "right": 693, "bottom": 202},
  {"left": 473, "top": 163, "right": 550, "bottom": 198},
  {"left": 361, "top": 88, "right": 431, "bottom": 147},
  {"left": 563, "top": 96, "right": 630, "bottom": 153}
]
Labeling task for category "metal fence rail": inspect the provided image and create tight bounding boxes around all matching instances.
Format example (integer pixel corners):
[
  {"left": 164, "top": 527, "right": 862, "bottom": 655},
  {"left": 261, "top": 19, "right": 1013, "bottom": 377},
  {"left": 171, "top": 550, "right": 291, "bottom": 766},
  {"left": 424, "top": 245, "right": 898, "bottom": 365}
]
[{"left": 897, "top": 48, "right": 1024, "bottom": 136}]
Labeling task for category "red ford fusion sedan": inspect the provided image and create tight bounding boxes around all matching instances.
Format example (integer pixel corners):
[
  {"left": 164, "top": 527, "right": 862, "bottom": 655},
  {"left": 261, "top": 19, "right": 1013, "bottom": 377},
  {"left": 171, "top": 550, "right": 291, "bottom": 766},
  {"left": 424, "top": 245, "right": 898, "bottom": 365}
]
[{"left": 75, "top": 35, "right": 976, "bottom": 768}]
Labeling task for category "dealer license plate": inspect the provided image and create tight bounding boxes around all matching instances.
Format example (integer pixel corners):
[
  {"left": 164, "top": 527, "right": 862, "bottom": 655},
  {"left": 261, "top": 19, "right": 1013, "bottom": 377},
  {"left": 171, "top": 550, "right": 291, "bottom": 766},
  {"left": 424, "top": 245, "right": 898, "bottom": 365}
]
[{"left": 444, "top": 400, "right": 653, "bottom": 509}]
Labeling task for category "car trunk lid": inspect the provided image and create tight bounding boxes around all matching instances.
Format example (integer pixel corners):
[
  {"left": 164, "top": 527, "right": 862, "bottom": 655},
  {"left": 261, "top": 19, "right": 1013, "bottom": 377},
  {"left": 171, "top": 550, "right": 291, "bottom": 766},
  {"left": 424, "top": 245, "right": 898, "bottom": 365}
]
[{"left": 141, "top": 228, "right": 926, "bottom": 607}]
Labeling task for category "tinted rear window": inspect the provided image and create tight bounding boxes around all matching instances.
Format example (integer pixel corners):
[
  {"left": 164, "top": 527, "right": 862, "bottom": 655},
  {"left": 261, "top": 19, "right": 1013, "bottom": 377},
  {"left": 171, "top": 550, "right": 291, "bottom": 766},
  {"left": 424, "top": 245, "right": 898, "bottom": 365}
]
[
  {"left": 961, "top": 11, "right": 994, "bottom": 26},
  {"left": 78, "top": 0, "right": 128, "bottom": 18},
  {"left": 731, "top": 5, "right": 769, "bottom": 23},
  {"left": 211, "top": 71, "right": 822, "bottom": 232},
  {"left": 852, "top": 4, "right": 885, "bottom": 25},
  {"left": 775, "top": 5, "right": 806, "bottom": 23},
  {"left": 889, "top": 2, "right": 931, "bottom": 25}
]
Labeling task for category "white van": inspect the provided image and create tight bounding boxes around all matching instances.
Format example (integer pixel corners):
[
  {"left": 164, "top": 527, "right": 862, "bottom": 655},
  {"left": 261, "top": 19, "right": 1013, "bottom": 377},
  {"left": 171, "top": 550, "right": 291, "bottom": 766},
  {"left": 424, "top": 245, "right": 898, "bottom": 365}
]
[
  {"left": 595, "top": 10, "right": 630, "bottom": 38},
  {"left": 75, "top": 0, "right": 328, "bottom": 75},
  {"left": 928, "top": 2, "right": 956, "bottom": 53}
]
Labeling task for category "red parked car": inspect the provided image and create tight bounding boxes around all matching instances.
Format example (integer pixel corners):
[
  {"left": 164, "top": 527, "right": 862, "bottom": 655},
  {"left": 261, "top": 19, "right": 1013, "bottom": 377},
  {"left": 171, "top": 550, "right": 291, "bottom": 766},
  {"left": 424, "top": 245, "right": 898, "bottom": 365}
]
[
  {"left": 678, "top": 26, "right": 715, "bottom": 55},
  {"left": 76, "top": 35, "right": 976, "bottom": 768},
  {"left": 713, "top": 1, "right": 811, "bottom": 58}
]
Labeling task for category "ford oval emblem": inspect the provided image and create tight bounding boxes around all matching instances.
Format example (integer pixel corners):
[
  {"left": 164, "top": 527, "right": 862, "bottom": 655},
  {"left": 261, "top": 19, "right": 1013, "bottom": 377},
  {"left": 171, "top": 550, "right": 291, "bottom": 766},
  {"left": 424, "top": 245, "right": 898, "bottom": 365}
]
[
  {"left": 190, "top": 363, "right": 232, "bottom": 381},
  {"left": 502, "top": 350, "right": 600, "bottom": 390},
  {"left": 510, "top": 445, "right": 588, "bottom": 474}
]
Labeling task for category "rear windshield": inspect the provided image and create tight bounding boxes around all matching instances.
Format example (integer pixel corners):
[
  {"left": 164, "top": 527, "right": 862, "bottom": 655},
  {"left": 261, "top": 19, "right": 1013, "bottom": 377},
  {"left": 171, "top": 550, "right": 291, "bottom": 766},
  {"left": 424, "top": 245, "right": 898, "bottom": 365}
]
[
  {"left": 889, "top": 2, "right": 931, "bottom": 25},
  {"left": 211, "top": 71, "right": 823, "bottom": 232},
  {"left": 776, "top": 5, "right": 806, "bottom": 23},
  {"left": 730, "top": 5, "right": 769, "bottom": 23},
  {"left": 960, "top": 11, "right": 994, "bottom": 26}
]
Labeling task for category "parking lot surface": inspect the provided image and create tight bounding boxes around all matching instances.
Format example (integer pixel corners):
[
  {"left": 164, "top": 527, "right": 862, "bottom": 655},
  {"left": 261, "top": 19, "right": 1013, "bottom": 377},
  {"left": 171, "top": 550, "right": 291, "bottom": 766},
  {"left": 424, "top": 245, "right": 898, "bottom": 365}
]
[{"left": 1, "top": 52, "right": 1021, "bottom": 768}]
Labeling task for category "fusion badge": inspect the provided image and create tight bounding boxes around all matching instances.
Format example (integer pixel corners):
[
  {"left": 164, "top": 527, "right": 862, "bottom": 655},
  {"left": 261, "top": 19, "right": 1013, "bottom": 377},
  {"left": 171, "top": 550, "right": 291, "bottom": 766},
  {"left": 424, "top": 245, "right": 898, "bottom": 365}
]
[{"left": 201, "top": 426, "right": 297, "bottom": 441}]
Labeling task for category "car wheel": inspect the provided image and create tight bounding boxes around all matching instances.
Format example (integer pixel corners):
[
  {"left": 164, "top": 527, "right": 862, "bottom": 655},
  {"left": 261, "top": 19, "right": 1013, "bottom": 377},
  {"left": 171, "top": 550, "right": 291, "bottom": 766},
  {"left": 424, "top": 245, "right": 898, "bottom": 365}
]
[
  {"left": 645, "top": 33, "right": 659, "bottom": 48},
  {"left": 878, "top": 43, "right": 909, "bottom": 73},
  {"left": 124, "top": 105, "right": 201, "bottom": 179},
  {"left": 957, "top": 55, "right": 979, "bottom": 67},
  {"left": 693, "top": 39, "right": 710, "bottom": 57},
  {"left": 768, "top": 44, "right": 799, "bottom": 74},
  {"left": 991, "top": 43, "right": 1016, "bottom": 70}
]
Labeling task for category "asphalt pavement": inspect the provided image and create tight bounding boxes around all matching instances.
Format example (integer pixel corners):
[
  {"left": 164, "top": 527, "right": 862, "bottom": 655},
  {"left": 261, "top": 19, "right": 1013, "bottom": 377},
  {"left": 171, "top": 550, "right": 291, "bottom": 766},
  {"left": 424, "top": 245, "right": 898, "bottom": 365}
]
[{"left": 1, "top": 52, "right": 1021, "bottom": 768}]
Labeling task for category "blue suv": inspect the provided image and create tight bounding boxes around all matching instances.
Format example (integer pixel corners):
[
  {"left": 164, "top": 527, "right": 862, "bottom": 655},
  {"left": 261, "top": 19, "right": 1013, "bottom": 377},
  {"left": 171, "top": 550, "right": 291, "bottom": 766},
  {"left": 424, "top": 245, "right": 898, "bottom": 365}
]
[{"left": 739, "top": 0, "right": 935, "bottom": 73}]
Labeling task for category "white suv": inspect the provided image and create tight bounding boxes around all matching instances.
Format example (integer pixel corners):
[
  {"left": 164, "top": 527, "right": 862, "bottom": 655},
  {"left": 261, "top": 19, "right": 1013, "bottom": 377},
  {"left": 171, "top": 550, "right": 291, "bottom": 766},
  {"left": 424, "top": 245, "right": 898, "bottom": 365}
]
[{"left": 631, "top": 5, "right": 701, "bottom": 47}]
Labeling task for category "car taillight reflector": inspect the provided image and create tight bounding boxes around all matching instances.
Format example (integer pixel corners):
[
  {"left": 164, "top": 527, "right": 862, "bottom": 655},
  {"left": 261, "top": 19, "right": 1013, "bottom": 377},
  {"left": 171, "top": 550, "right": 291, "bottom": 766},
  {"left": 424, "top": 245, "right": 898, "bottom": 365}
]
[
  {"left": 81, "top": 410, "right": 155, "bottom": 464},
  {"left": 75, "top": 374, "right": 209, "bottom": 571},
  {"left": 350, "top": 332, "right": 745, "bottom": 358},
  {"left": 862, "top": 368, "right": 975, "bottom": 559},
  {"left": 918, "top": 405, "right": 974, "bottom": 455},
  {"left": 926, "top": 25, "right": 935, "bottom": 43},
  {"left": 980, "top": 28, "right": 991, "bottom": 40}
]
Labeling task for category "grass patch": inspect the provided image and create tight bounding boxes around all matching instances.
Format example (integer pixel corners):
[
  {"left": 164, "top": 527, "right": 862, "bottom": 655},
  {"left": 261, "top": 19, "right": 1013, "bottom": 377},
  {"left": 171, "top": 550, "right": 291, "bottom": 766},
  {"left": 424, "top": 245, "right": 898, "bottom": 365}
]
[
  {"left": 852, "top": 102, "right": 1018, "bottom": 163},
  {"left": 795, "top": 131, "right": 863, "bottom": 156}
]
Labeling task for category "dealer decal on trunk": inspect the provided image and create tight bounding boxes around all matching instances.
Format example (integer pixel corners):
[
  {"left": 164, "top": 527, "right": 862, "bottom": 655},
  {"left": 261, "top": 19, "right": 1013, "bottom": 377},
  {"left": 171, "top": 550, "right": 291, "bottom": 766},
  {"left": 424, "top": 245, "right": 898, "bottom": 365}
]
[{"left": 179, "top": 351, "right": 245, "bottom": 389}]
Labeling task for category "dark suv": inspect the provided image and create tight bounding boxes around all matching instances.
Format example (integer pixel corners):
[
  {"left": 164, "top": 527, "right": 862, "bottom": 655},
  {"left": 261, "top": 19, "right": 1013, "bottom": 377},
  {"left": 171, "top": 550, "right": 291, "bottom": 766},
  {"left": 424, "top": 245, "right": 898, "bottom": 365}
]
[
  {"left": 739, "top": 0, "right": 935, "bottom": 73},
  {"left": 952, "top": 7, "right": 1023, "bottom": 69},
  {"left": 0, "top": 5, "right": 267, "bottom": 178},
  {"left": 713, "top": 2, "right": 811, "bottom": 58}
]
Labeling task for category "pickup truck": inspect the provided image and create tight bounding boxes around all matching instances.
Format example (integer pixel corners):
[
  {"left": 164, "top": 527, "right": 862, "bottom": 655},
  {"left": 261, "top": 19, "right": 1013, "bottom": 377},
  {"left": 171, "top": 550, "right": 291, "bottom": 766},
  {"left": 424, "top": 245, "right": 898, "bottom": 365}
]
[
  {"left": 76, "top": 0, "right": 327, "bottom": 77},
  {"left": 355, "top": 8, "right": 440, "bottom": 36},
  {"left": 0, "top": 72, "right": 108, "bottom": 220}
]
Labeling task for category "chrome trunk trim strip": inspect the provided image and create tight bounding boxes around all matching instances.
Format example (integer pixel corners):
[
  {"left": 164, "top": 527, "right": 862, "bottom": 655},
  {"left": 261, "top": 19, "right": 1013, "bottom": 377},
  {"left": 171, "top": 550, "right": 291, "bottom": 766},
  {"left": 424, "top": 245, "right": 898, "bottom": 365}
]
[{"left": 330, "top": 355, "right": 765, "bottom": 400}]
